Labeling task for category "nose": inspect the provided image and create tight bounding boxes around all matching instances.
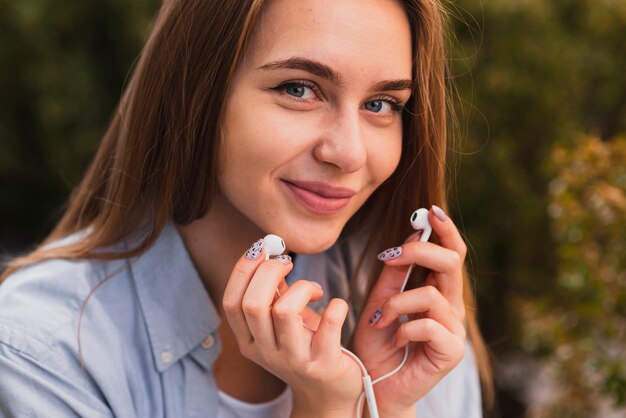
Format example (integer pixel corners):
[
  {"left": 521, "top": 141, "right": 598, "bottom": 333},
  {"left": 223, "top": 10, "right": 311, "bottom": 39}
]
[{"left": 313, "top": 107, "right": 367, "bottom": 173}]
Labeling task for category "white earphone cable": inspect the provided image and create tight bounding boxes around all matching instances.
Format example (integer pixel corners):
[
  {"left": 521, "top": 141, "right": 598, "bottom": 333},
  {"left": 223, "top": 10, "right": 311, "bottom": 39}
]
[
  {"left": 268, "top": 222, "right": 423, "bottom": 418},
  {"left": 354, "top": 264, "right": 414, "bottom": 417},
  {"left": 275, "top": 285, "right": 380, "bottom": 418},
  {"left": 275, "top": 260, "right": 414, "bottom": 418}
]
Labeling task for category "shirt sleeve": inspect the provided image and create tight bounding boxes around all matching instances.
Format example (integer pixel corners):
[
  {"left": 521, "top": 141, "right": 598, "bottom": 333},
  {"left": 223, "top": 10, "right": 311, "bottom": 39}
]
[
  {"left": 414, "top": 339, "right": 483, "bottom": 418},
  {"left": 0, "top": 326, "right": 113, "bottom": 418}
]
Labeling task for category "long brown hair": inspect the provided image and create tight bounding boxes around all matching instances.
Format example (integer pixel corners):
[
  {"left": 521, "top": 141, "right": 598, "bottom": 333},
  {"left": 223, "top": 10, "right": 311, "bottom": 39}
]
[{"left": 1, "top": 0, "right": 493, "bottom": 410}]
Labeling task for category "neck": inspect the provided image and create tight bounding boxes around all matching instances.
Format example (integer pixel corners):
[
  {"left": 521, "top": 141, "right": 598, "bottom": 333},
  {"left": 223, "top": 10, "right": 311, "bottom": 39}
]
[
  {"left": 177, "top": 197, "right": 288, "bottom": 401},
  {"left": 176, "top": 194, "right": 265, "bottom": 310}
]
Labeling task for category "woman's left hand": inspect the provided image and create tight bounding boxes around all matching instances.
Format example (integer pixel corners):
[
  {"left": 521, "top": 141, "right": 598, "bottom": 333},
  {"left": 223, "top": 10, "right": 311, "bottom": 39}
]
[{"left": 353, "top": 206, "right": 468, "bottom": 417}]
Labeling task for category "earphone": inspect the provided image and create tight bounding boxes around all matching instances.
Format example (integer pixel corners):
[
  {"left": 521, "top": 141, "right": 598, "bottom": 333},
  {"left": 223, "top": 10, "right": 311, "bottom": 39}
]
[
  {"left": 263, "top": 234, "right": 286, "bottom": 260},
  {"left": 263, "top": 234, "right": 287, "bottom": 300},
  {"left": 262, "top": 208, "right": 433, "bottom": 418},
  {"left": 398, "top": 208, "right": 432, "bottom": 296},
  {"left": 410, "top": 208, "right": 432, "bottom": 242}
]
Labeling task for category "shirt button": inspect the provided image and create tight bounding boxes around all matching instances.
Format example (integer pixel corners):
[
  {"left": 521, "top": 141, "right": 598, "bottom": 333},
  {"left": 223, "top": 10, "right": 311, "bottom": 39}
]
[
  {"left": 201, "top": 334, "right": 215, "bottom": 349},
  {"left": 161, "top": 351, "right": 173, "bottom": 364}
]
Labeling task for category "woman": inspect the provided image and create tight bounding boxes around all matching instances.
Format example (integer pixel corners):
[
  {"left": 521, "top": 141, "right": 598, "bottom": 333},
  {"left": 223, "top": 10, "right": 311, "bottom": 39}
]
[{"left": 0, "top": 0, "right": 492, "bottom": 417}]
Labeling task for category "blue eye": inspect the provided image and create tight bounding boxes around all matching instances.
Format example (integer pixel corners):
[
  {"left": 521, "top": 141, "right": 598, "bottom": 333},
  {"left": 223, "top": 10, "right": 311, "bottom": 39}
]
[
  {"left": 364, "top": 99, "right": 403, "bottom": 114},
  {"left": 285, "top": 85, "right": 307, "bottom": 98},
  {"left": 273, "top": 81, "right": 317, "bottom": 100},
  {"left": 364, "top": 101, "right": 384, "bottom": 113}
]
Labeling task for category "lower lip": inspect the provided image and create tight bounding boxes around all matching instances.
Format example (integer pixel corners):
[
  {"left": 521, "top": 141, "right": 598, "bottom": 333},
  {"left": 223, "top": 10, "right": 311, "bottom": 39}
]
[{"left": 282, "top": 181, "right": 352, "bottom": 215}]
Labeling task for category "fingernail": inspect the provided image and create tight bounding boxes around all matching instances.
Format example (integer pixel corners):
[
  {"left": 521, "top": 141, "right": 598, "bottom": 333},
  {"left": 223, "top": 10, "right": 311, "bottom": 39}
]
[
  {"left": 245, "top": 239, "right": 264, "bottom": 260},
  {"left": 274, "top": 254, "right": 292, "bottom": 264},
  {"left": 369, "top": 309, "right": 383, "bottom": 326},
  {"left": 432, "top": 205, "right": 447, "bottom": 222},
  {"left": 310, "top": 281, "right": 323, "bottom": 289},
  {"left": 377, "top": 247, "right": 402, "bottom": 261}
]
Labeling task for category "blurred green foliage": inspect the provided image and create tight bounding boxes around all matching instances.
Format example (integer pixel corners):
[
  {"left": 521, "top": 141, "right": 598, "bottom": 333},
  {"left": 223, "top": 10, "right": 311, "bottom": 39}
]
[
  {"left": 519, "top": 135, "right": 626, "bottom": 416},
  {"left": 1, "top": 0, "right": 625, "bottom": 416},
  {"left": 447, "top": 0, "right": 626, "bottom": 416},
  {"left": 0, "top": 0, "right": 159, "bottom": 247}
]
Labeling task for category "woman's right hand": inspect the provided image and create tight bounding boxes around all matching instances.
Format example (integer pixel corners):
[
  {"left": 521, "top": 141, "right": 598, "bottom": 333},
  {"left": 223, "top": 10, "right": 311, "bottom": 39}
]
[{"left": 222, "top": 239, "right": 363, "bottom": 417}]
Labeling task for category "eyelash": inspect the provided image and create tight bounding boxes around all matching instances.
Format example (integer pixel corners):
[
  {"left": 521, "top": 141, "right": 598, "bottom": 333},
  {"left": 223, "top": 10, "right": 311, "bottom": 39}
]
[{"left": 271, "top": 80, "right": 405, "bottom": 113}]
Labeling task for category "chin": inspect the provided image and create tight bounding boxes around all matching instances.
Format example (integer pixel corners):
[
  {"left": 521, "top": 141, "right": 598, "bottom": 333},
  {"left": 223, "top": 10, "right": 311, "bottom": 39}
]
[{"left": 278, "top": 227, "right": 341, "bottom": 255}]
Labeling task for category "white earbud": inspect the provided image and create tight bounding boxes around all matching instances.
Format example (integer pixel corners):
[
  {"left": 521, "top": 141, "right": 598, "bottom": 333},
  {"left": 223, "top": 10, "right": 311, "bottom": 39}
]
[
  {"left": 263, "top": 234, "right": 286, "bottom": 260},
  {"left": 409, "top": 208, "right": 432, "bottom": 242}
]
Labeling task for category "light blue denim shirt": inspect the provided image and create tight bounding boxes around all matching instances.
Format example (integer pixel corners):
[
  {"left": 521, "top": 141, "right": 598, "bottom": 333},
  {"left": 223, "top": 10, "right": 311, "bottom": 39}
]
[{"left": 0, "top": 222, "right": 482, "bottom": 417}]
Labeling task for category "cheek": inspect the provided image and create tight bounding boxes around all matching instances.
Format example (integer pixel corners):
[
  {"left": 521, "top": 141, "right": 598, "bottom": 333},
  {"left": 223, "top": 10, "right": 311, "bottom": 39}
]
[
  {"left": 218, "top": 93, "right": 307, "bottom": 213},
  {"left": 221, "top": 92, "right": 310, "bottom": 168},
  {"left": 221, "top": 105, "right": 280, "bottom": 178},
  {"left": 369, "top": 127, "right": 403, "bottom": 183}
]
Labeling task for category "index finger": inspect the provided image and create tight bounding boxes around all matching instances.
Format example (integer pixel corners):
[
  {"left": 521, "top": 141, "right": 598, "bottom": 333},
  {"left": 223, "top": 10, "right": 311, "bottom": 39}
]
[
  {"left": 429, "top": 205, "right": 467, "bottom": 261},
  {"left": 222, "top": 239, "right": 266, "bottom": 343}
]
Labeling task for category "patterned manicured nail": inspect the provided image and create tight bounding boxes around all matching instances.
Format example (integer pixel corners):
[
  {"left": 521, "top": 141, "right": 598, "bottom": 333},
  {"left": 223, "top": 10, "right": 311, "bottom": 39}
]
[
  {"left": 377, "top": 247, "right": 402, "bottom": 261},
  {"left": 369, "top": 309, "right": 383, "bottom": 326},
  {"left": 432, "top": 205, "right": 447, "bottom": 222},
  {"left": 274, "top": 254, "right": 292, "bottom": 264},
  {"left": 245, "top": 239, "right": 264, "bottom": 260}
]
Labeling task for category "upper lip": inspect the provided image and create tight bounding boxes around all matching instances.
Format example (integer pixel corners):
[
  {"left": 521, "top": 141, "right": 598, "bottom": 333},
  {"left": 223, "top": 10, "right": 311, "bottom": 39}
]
[{"left": 284, "top": 180, "right": 358, "bottom": 198}]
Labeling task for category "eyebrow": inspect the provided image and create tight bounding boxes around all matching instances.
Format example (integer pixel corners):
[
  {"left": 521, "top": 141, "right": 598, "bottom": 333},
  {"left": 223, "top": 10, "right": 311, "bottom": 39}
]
[{"left": 258, "top": 57, "right": 413, "bottom": 92}]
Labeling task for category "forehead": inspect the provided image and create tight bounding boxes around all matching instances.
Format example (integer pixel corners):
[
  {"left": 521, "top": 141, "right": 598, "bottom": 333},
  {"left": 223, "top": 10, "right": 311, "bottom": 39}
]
[{"left": 244, "top": 0, "right": 413, "bottom": 79}]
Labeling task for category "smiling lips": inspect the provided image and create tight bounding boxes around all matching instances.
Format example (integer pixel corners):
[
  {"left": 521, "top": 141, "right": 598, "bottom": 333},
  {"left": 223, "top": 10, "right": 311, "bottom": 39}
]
[{"left": 282, "top": 180, "right": 357, "bottom": 215}]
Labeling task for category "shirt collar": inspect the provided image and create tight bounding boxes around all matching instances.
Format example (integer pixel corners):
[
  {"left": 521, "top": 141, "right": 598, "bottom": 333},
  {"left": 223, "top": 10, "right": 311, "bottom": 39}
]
[{"left": 128, "top": 221, "right": 221, "bottom": 373}]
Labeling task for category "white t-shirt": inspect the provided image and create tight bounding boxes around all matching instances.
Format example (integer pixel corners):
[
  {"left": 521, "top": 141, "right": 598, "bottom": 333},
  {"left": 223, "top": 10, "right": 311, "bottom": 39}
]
[{"left": 218, "top": 386, "right": 293, "bottom": 418}]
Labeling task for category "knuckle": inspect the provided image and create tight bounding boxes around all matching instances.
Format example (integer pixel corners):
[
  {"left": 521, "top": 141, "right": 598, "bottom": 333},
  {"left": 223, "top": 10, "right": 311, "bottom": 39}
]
[
  {"left": 242, "top": 301, "right": 266, "bottom": 319},
  {"left": 422, "top": 318, "right": 439, "bottom": 336},
  {"left": 289, "top": 350, "right": 307, "bottom": 366},
  {"left": 302, "top": 361, "right": 324, "bottom": 381},
  {"left": 256, "top": 349, "right": 273, "bottom": 366},
  {"left": 458, "top": 241, "right": 468, "bottom": 260},
  {"left": 397, "top": 322, "right": 408, "bottom": 340},
  {"left": 421, "top": 285, "right": 440, "bottom": 303},
  {"left": 458, "top": 305, "right": 467, "bottom": 322},
  {"left": 459, "top": 324, "right": 468, "bottom": 341},
  {"left": 453, "top": 338, "right": 466, "bottom": 364},
  {"left": 383, "top": 294, "right": 400, "bottom": 315},
  {"left": 222, "top": 297, "right": 240, "bottom": 315},
  {"left": 271, "top": 302, "right": 292, "bottom": 320},
  {"left": 239, "top": 342, "right": 255, "bottom": 360},
  {"left": 446, "top": 251, "right": 462, "bottom": 270}
]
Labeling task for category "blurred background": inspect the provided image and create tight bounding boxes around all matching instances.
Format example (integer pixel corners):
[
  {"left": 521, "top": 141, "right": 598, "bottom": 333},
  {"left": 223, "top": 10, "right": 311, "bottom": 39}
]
[{"left": 0, "top": 0, "right": 624, "bottom": 416}]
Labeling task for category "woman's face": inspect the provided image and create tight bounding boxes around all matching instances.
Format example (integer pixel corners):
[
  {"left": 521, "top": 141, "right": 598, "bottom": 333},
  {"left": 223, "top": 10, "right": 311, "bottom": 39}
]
[{"left": 219, "top": 0, "right": 413, "bottom": 253}]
